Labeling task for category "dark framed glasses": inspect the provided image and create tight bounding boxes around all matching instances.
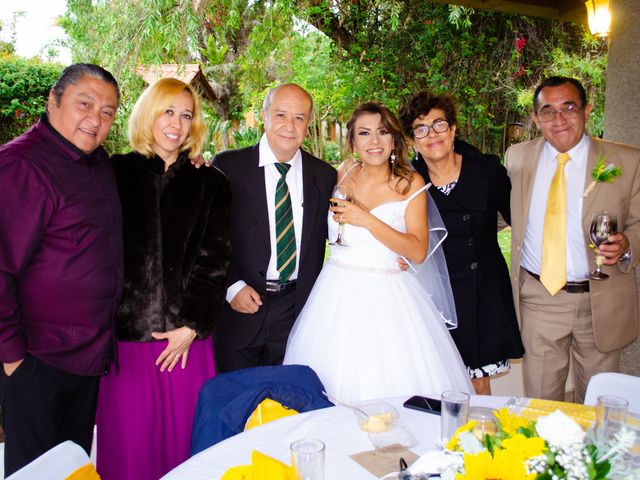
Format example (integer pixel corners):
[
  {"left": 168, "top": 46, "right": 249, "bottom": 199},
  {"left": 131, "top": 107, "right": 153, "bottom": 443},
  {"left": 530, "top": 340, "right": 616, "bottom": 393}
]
[
  {"left": 412, "top": 120, "right": 450, "bottom": 139},
  {"left": 536, "top": 103, "right": 582, "bottom": 122}
]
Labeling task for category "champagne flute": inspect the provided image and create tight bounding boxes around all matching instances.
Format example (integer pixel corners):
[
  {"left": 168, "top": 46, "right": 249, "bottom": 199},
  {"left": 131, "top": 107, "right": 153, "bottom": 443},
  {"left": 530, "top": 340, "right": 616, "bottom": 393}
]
[
  {"left": 589, "top": 211, "right": 617, "bottom": 280},
  {"left": 329, "top": 185, "right": 351, "bottom": 246}
]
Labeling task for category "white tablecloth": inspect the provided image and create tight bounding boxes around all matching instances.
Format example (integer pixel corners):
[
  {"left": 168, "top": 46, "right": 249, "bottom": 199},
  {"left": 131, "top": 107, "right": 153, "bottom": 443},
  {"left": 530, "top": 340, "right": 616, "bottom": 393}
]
[{"left": 162, "top": 395, "right": 508, "bottom": 479}]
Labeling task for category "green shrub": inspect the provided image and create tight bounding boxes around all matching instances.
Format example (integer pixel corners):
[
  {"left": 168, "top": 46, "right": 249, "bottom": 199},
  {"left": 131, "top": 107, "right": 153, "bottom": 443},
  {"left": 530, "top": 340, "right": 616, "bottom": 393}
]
[
  {"left": 323, "top": 141, "right": 342, "bottom": 165},
  {"left": 0, "top": 56, "right": 63, "bottom": 144},
  {"left": 232, "top": 127, "right": 261, "bottom": 148}
]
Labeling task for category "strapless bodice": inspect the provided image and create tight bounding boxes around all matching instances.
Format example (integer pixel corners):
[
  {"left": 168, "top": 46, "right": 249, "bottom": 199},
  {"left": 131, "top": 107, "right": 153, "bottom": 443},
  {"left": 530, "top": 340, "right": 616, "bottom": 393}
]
[{"left": 328, "top": 198, "right": 412, "bottom": 271}]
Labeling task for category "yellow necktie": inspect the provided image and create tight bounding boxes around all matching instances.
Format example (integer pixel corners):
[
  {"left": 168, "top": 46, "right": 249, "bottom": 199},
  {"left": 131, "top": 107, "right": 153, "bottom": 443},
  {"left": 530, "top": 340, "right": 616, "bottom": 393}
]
[{"left": 540, "top": 152, "right": 571, "bottom": 295}]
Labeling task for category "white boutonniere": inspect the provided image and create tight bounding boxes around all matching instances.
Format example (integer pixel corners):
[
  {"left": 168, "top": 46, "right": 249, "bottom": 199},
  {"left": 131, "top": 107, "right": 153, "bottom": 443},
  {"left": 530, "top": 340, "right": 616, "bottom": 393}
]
[{"left": 584, "top": 156, "right": 622, "bottom": 197}]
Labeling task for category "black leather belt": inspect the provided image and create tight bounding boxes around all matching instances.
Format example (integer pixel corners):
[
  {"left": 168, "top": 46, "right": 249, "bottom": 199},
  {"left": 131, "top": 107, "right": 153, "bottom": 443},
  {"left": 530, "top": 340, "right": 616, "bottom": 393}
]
[
  {"left": 265, "top": 280, "right": 297, "bottom": 296},
  {"left": 525, "top": 269, "right": 590, "bottom": 293}
]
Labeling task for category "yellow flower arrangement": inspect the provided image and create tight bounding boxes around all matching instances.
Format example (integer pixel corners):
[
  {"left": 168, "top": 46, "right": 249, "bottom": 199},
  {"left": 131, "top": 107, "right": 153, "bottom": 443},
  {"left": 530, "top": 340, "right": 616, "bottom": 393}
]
[
  {"left": 446, "top": 420, "right": 476, "bottom": 451},
  {"left": 493, "top": 407, "right": 530, "bottom": 436},
  {"left": 500, "top": 434, "right": 546, "bottom": 461},
  {"left": 441, "top": 408, "right": 637, "bottom": 480},
  {"left": 458, "top": 448, "right": 536, "bottom": 480}
]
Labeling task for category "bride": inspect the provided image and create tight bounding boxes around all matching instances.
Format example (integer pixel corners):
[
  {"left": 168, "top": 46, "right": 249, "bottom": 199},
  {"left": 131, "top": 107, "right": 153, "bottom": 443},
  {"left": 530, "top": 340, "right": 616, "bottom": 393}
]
[{"left": 283, "top": 102, "right": 473, "bottom": 402}]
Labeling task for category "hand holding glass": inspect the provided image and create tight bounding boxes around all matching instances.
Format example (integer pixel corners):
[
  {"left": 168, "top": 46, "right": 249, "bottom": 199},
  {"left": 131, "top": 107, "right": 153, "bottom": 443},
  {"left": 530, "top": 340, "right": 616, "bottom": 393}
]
[
  {"left": 589, "top": 211, "right": 617, "bottom": 280},
  {"left": 329, "top": 185, "right": 352, "bottom": 246}
]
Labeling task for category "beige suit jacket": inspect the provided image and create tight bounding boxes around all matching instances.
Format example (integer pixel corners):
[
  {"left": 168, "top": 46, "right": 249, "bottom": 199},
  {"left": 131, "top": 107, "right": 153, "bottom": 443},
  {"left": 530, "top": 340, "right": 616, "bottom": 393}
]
[{"left": 506, "top": 136, "right": 640, "bottom": 353}]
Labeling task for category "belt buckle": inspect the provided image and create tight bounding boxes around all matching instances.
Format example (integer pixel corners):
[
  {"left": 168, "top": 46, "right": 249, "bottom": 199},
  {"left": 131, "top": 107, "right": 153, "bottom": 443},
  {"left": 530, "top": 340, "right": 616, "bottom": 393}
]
[
  {"left": 265, "top": 281, "right": 281, "bottom": 293},
  {"left": 565, "top": 282, "right": 589, "bottom": 294}
]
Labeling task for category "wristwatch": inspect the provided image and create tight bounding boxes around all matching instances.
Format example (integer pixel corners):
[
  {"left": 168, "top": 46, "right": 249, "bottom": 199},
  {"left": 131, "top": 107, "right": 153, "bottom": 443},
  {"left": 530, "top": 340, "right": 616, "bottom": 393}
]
[{"left": 618, "top": 248, "right": 632, "bottom": 263}]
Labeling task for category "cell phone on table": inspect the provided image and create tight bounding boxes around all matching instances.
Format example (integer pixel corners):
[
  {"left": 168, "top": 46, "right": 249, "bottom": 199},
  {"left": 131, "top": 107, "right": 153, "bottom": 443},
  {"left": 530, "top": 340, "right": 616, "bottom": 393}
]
[{"left": 403, "top": 395, "right": 442, "bottom": 415}]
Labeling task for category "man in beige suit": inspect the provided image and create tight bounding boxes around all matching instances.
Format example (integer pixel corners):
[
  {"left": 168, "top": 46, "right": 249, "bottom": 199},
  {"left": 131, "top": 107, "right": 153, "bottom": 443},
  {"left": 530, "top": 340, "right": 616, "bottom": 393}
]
[{"left": 506, "top": 76, "right": 640, "bottom": 402}]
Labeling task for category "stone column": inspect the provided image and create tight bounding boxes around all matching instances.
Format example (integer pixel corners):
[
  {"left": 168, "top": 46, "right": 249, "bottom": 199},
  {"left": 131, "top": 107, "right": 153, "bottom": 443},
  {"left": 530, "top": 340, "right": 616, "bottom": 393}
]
[
  {"left": 603, "top": 0, "right": 640, "bottom": 377},
  {"left": 603, "top": 0, "right": 640, "bottom": 148}
]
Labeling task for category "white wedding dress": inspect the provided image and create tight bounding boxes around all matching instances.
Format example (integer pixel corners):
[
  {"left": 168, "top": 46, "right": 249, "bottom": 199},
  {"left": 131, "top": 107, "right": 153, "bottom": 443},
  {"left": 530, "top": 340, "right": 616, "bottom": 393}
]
[{"left": 284, "top": 186, "right": 473, "bottom": 403}]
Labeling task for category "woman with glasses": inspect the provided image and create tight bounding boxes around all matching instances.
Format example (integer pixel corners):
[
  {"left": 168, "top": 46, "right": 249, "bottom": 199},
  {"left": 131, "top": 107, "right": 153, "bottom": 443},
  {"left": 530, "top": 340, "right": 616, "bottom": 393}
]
[{"left": 399, "top": 91, "right": 524, "bottom": 395}]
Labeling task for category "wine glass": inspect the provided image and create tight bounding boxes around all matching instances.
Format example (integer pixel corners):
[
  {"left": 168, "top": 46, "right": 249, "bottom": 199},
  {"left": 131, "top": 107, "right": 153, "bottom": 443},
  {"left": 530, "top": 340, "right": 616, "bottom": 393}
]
[
  {"left": 589, "top": 211, "right": 617, "bottom": 280},
  {"left": 329, "top": 185, "right": 351, "bottom": 246}
]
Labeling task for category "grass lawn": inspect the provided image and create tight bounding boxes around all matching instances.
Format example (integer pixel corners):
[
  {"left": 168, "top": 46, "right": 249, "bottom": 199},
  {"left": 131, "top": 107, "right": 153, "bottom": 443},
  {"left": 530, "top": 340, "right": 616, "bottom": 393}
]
[{"left": 498, "top": 227, "right": 512, "bottom": 273}]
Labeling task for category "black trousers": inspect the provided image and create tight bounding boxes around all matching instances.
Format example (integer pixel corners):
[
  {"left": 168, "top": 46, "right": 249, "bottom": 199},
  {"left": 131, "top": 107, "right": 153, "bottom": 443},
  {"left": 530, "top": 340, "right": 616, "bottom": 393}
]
[
  {"left": 215, "top": 288, "right": 297, "bottom": 372},
  {"left": 2, "top": 355, "right": 99, "bottom": 476}
]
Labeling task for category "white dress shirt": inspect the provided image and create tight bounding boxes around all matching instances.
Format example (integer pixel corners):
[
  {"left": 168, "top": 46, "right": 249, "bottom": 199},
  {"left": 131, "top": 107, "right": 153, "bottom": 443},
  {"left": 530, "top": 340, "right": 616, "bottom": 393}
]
[
  {"left": 226, "top": 135, "right": 304, "bottom": 302},
  {"left": 521, "top": 134, "right": 590, "bottom": 281}
]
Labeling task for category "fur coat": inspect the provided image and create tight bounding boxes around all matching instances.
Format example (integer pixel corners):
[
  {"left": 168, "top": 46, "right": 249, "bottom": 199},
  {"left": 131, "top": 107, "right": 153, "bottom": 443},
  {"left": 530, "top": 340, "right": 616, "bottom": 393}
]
[{"left": 112, "top": 151, "right": 231, "bottom": 341}]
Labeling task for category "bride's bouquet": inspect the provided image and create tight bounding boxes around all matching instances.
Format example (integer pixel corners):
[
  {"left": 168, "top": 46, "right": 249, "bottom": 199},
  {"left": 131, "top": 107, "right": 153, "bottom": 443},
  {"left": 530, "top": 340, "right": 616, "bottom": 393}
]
[{"left": 441, "top": 407, "right": 638, "bottom": 480}]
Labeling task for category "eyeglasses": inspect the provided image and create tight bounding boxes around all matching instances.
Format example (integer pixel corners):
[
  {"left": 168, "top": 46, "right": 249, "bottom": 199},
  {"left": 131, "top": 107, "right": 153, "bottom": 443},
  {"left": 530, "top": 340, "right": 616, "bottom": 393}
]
[
  {"left": 412, "top": 120, "right": 450, "bottom": 139},
  {"left": 536, "top": 103, "right": 582, "bottom": 122}
]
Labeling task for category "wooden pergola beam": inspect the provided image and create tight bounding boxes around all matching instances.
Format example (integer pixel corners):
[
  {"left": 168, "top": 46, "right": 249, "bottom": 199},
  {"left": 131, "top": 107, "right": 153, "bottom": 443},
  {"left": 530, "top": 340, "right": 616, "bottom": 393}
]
[{"left": 429, "top": 0, "right": 586, "bottom": 23}]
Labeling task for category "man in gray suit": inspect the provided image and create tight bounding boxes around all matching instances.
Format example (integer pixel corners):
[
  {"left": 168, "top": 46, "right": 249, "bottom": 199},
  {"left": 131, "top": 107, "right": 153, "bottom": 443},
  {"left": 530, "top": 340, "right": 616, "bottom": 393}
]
[{"left": 506, "top": 76, "right": 640, "bottom": 402}]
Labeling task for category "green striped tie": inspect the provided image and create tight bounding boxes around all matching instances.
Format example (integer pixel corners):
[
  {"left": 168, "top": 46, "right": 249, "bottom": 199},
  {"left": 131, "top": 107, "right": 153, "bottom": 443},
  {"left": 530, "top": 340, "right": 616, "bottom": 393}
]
[{"left": 274, "top": 162, "right": 296, "bottom": 284}]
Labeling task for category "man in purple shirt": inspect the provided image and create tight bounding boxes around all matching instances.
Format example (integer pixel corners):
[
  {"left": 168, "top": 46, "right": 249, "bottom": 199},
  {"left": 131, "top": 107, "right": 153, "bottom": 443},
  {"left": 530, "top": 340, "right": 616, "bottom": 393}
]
[{"left": 0, "top": 63, "right": 123, "bottom": 475}]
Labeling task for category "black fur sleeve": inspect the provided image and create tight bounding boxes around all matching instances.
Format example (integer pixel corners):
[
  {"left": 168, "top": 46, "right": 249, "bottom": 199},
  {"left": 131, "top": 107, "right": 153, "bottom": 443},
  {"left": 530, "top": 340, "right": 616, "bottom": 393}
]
[{"left": 177, "top": 168, "right": 232, "bottom": 338}]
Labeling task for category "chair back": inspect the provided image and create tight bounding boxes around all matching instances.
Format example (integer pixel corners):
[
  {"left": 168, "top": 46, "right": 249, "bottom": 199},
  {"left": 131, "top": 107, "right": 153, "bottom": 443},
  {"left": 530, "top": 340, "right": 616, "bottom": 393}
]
[
  {"left": 189, "top": 365, "right": 332, "bottom": 456},
  {"left": 584, "top": 372, "right": 640, "bottom": 413},
  {"left": 6, "top": 441, "right": 92, "bottom": 480}
]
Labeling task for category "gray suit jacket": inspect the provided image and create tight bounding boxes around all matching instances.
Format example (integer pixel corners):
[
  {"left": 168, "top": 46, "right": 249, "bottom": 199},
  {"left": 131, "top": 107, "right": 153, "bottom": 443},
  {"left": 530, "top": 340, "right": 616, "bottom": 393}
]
[{"left": 506, "top": 136, "right": 640, "bottom": 353}]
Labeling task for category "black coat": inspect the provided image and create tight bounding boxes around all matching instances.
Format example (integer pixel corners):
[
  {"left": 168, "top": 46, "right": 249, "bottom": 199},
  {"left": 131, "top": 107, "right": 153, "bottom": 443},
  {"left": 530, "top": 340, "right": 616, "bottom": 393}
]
[
  {"left": 413, "top": 140, "right": 524, "bottom": 369},
  {"left": 213, "top": 144, "right": 336, "bottom": 349},
  {"left": 112, "top": 151, "right": 232, "bottom": 341}
]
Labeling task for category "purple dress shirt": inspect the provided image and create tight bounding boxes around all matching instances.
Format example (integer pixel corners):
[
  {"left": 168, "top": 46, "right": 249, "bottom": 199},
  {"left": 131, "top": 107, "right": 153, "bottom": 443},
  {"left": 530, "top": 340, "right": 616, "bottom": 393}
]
[{"left": 0, "top": 117, "right": 123, "bottom": 376}]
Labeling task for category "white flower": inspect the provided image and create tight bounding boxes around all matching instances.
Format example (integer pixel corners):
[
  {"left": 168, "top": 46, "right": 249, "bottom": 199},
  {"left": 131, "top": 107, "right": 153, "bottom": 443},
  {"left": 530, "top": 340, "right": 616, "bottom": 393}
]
[{"left": 535, "top": 410, "right": 585, "bottom": 449}]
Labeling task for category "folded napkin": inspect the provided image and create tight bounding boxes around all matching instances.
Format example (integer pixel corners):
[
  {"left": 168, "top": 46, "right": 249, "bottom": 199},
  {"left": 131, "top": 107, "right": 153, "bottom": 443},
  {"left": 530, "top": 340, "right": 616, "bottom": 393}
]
[
  {"left": 508, "top": 398, "right": 596, "bottom": 429},
  {"left": 350, "top": 445, "right": 418, "bottom": 478},
  {"left": 244, "top": 398, "right": 299, "bottom": 431},
  {"left": 64, "top": 463, "right": 101, "bottom": 480},
  {"left": 221, "top": 451, "right": 294, "bottom": 480}
]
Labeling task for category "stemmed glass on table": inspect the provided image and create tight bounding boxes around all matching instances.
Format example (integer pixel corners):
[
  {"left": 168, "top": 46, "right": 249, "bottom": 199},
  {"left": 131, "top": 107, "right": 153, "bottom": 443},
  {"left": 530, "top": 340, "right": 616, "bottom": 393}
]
[
  {"left": 329, "top": 185, "right": 352, "bottom": 246},
  {"left": 589, "top": 211, "right": 617, "bottom": 280}
]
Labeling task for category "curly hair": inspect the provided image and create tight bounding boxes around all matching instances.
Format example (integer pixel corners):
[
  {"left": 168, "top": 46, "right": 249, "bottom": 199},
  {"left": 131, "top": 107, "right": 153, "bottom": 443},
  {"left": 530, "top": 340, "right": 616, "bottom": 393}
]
[
  {"left": 399, "top": 91, "right": 458, "bottom": 138},
  {"left": 345, "top": 102, "right": 413, "bottom": 195}
]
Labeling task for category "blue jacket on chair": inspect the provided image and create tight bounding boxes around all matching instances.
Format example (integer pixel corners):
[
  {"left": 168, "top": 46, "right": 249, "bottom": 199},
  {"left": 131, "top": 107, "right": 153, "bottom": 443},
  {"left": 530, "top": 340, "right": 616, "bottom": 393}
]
[{"left": 190, "top": 365, "right": 333, "bottom": 456}]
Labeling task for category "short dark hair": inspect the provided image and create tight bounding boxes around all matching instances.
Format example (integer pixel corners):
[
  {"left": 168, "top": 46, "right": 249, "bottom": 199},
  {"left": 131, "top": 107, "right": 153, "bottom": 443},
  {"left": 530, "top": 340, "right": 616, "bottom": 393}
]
[
  {"left": 399, "top": 91, "right": 458, "bottom": 138},
  {"left": 51, "top": 63, "right": 120, "bottom": 106},
  {"left": 533, "top": 76, "right": 587, "bottom": 112}
]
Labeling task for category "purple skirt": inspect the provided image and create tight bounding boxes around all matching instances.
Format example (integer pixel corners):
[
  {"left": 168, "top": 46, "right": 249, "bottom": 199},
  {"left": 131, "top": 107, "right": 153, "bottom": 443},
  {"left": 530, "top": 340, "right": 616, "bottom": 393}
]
[{"left": 96, "top": 339, "right": 216, "bottom": 480}]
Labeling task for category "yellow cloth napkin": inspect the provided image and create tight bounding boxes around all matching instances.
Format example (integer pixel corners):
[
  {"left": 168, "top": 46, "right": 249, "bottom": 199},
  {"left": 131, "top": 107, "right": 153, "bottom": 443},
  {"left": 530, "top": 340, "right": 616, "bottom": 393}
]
[
  {"left": 516, "top": 398, "right": 596, "bottom": 429},
  {"left": 64, "top": 463, "right": 101, "bottom": 480},
  {"left": 221, "top": 450, "right": 295, "bottom": 480},
  {"left": 244, "top": 398, "right": 299, "bottom": 431}
]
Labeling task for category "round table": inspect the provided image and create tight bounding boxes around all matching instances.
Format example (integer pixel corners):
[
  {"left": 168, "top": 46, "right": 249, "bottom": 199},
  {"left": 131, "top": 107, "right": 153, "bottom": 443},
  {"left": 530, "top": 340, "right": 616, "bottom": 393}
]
[{"left": 162, "top": 395, "right": 508, "bottom": 479}]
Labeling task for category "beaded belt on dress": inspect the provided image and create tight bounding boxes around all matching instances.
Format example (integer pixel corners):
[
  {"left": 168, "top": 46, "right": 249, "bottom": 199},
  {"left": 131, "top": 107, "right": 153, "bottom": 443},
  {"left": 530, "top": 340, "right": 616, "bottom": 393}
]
[{"left": 328, "top": 257, "right": 402, "bottom": 274}]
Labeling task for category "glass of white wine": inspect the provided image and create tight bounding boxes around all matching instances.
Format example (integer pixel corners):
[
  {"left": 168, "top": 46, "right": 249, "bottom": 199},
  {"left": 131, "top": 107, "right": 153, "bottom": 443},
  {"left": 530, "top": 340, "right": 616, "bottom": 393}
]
[{"left": 329, "top": 185, "right": 351, "bottom": 246}]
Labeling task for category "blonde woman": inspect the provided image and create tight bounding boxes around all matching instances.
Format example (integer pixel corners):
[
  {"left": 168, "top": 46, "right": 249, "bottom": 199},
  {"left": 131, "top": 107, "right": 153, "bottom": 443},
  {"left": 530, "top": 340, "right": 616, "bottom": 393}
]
[{"left": 96, "top": 78, "right": 231, "bottom": 479}]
